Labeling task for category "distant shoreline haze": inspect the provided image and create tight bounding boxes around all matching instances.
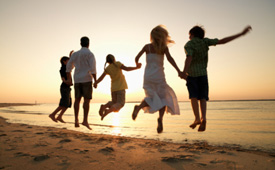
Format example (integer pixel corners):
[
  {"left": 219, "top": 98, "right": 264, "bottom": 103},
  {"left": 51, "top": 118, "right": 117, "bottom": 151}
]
[{"left": 1, "top": 99, "right": 275, "bottom": 105}]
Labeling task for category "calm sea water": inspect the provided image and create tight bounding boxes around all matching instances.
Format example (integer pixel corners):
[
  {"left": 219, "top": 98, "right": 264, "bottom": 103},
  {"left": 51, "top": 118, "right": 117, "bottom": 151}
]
[{"left": 0, "top": 100, "right": 275, "bottom": 152}]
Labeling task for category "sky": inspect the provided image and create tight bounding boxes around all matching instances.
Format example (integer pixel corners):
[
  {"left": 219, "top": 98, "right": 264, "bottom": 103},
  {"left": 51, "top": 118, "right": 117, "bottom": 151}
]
[{"left": 0, "top": 0, "right": 274, "bottom": 103}]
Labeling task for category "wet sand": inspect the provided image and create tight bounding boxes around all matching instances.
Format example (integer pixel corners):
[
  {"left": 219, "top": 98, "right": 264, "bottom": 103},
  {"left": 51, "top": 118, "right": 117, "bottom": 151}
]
[{"left": 0, "top": 104, "right": 275, "bottom": 170}]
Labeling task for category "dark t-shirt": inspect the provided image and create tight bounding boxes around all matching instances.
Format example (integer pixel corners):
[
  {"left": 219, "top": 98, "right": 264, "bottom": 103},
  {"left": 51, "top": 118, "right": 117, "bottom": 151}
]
[{"left": 60, "top": 65, "right": 69, "bottom": 88}]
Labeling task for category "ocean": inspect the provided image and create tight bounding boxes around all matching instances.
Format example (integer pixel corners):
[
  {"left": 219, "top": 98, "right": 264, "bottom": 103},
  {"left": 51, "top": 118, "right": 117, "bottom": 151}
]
[{"left": 0, "top": 100, "right": 274, "bottom": 153}]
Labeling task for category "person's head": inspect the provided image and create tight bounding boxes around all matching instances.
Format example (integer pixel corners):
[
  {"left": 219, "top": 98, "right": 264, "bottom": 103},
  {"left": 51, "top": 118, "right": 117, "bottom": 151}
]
[
  {"left": 60, "top": 56, "right": 69, "bottom": 66},
  {"left": 150, "top": 25, "right": 174, "bottom": 54},
  {"left": 189, "top": 26, "right": 205, "bottom": 39},
  {"left": 104, "top": 54, "right": 116, "bottom": 69},
  {"left": 80, "top": 36, "right": 89, "bottom": 47},
  {"left": 106, "top": 54, "right": 116, "bottom": 64}
]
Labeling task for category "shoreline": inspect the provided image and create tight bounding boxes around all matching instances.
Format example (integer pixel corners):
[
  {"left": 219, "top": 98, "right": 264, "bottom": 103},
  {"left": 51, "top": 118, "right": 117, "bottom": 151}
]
[
  {"left": 1, "top": 98, "right": 274, "bottom": 106},
  {"left": 1, "top": 116, "right": 275, "bottom": 169},
  {"left": 1, "top": 102, "right": 275, "bottom": 152},
  {"left": 0, "top": 103, "right": 36, "bottom": 108}
]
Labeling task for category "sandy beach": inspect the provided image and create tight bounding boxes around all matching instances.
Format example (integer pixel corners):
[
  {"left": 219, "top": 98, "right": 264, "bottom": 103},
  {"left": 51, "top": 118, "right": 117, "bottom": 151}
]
[{"left": 0, "top": 104, "right": 275, "bottom": 170}]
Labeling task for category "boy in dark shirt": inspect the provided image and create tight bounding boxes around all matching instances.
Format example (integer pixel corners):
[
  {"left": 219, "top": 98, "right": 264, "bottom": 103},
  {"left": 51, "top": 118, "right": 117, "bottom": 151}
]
[{"left": 49, "top": 55, "right": 72, "bottom": 123}]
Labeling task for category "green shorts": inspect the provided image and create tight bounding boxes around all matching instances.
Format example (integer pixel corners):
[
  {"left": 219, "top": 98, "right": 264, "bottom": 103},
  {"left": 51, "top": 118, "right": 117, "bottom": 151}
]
[{"left": 74, "top": 82, "right": 93, "bottom": 99}]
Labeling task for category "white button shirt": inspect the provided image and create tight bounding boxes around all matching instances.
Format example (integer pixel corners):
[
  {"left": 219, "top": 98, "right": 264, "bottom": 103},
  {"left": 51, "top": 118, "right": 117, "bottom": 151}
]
[{"left": 66, "top": 47, "right": 96, "bottom": 83}]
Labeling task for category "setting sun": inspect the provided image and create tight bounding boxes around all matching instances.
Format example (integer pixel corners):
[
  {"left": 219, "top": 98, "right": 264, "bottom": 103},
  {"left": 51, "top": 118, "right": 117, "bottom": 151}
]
[
  {"left": 1, "top": 1, "right": 275, "bottom": 169},
  {"left": 0, "top": 0, "right": 274, "bottom": 104}
]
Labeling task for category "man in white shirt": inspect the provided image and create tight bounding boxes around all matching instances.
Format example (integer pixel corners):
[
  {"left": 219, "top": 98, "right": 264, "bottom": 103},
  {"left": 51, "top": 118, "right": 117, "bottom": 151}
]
[{"left": 66, "top": 36, "right": 97, "bottom": 130}]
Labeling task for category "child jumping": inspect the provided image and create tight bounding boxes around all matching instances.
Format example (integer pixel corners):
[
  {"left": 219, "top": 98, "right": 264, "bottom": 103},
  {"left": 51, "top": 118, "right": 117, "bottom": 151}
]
[
  {"left": 93, "top": 54, "right": 141, "bottom": 120},
  {"left": 180, "top": 25, "right": 252, "bottom": 132},
  {"left": 132, "top": 25, "right": 181, "bottom": 133},
  {"left": 49, "top": 52, "right": 73, "bottom": 123}
]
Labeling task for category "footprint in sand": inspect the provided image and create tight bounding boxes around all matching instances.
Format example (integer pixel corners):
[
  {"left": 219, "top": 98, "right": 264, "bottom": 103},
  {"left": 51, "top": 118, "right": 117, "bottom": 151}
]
[
  {"left": 210, "top": 159, "right": 237, "bottom": 169},
  {"left": 49, "top": 133, "right": 59, "bottom": 138},
  {"left": 15, "top": 152, "right": 31, "bottom": 157},
  {"left": 210, "top": 159, "right": 236, "bottom": 165},
  {"left": 99, "top": 147, "right": 114, "bottom": 155},
  {"left": 80, "top": 150, "right": 89, "bottom": 153},
  {"left": 33, "top": 154, "right": 50, "bottom": 161},
  {"left": 117, "top": 137, "right": 129, "bottom": 144},
  {"left": 72, "top": 149, "right": 89, "bottom": 154},
  {"left": 59, "top": 139, "right": 72, "bottom": 143},
  {"left": 34, "top": 141, "right": 49, "bottom": 147},
  {"left": 126, "top": 146, "right": 136, "bottom": 150},
  {"left": 216, "top": 150, "right": 227, "bottom": 154},
  {"left": 12, "top": 130, "right": 25, "bottom": 132},
  {"left": 161, "top": 154, "right": 195, "bottom": 162},
  {"left": 35, "top": 132, "right": 44, "bottom": 135}
]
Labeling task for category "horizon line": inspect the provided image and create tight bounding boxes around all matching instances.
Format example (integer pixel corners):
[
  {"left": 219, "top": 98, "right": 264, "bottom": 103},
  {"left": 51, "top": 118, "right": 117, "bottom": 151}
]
[{"left": 1, "top": 99, "right": 275, "bottom": 105}]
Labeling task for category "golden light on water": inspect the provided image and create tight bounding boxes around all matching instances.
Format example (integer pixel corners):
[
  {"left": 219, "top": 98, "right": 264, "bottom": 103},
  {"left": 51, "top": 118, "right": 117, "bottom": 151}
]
[
  {"left": 105, "top": 104, "right": 136, "bottom": 136},
  {"left": 110, "top": 111, "right": 121, "bottom": 126},
  {"left": 110, "top": 127, "right": 122, "bottom": 136},
  {"left": 107, "top": 110, "right": 123, "bottom": 136}
]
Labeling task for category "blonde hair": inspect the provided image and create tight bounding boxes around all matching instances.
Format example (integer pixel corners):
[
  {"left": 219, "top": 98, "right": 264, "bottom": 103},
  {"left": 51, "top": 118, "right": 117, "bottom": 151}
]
[
  {"left": 150, "top": 25, "right": 174, "bottom": 54},
  {"left": 104, "top": 54, "right": 117, "bottom": 70}
]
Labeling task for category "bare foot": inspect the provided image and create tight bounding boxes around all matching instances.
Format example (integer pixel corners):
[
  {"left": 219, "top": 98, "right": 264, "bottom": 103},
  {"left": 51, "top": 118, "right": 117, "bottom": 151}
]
[
  {"left": 56, "top": 117, "right": 66, "bottom": 123},
  {"left": 81, "top": 122, "right": 92, "bottom": 130},
  {"left": 101, "top": 112, "right": 106, "bottom": 121},
  {"left": 49, "top": 114, "right": 57, "bottom": 123},
  {"left": 99, "top": 105, "right": 104, "bottom": 116},
  {"left": 75, "top": 121, "right": 80, "bottom": 128},
  {"left": 198, "top": 120, "right": 206, "bottom": 132},
  {"left": 132, "top": 105, "right": 139, "bottom": 121},
  {"left": 157, "top": 118, "right": 163, "bottom": 133},
  {"left": 189, "top": 120, "right": 201, "bottom": 129}
]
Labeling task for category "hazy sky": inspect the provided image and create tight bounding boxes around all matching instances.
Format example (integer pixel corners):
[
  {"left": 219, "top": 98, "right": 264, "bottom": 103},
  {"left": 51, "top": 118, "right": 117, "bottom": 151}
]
[{"left": 0, "top": 0, "right": 274, "bottom": 103}]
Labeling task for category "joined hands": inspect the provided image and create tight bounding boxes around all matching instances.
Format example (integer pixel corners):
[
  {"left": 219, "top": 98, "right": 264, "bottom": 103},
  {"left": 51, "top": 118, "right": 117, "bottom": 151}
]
[{"left": 178, "top": 71, "right": 187, "bottom": 80}]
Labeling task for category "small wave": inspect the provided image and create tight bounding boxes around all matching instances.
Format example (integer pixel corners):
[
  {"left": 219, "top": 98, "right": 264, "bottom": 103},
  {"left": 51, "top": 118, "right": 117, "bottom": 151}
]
[
  {"left": 65, "top": 121, "right": 131, "bottom": 129},
  {"left": 0, "top": 109, "right": 44, "bottom": 115}
]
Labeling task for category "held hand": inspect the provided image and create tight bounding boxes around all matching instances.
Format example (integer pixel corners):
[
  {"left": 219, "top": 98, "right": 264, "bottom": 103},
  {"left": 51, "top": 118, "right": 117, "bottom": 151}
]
[
  {"left": 136, "top": 63, "right": 142, "bottom": 69},
  {"left": 93, "top": 82, "right": 97, "bottom": 88},
  {"left": 182, "top": 74, "right": 187, "bottom": 80},
  {"left": 242, "top": 26, "right": 252, "bottom": 35},
  {"left": 65, "top": 80, "right": 73, "bottom": 86},
  {"left": 69, "top": 50, "right": 74, "bottom": 57},
  {"left": 179, "top": 72, "right": 188, "bottom": 80}
]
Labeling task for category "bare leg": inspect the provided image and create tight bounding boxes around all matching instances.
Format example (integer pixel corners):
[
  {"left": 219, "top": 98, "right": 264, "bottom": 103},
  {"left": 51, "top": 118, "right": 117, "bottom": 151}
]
[
  {"left": 157, "top": 107, "right": 165, "bottom": 133},
  {"left": 198, "top": 99, "right": 207, "bottom": 132},
  {"left": 49, "top": 106, "right": 62, "bottom": 122},
  {"left": 189, "top": 98, "right": 201, "bottom": 129},
  {"left": 81, "top": 98, "right": 92, "bottom": 130},
  {"left": 101, "top": 106, "right": 115, "bottom": 121},
  {"left": 132, "top": 100, "right": 149, "bottom": 120},
  {"left": 56, "top": 107, "right": 67, "bottom": 123},
  {"left": 74, "top": 98, "right": 81, "bottom": 127}
]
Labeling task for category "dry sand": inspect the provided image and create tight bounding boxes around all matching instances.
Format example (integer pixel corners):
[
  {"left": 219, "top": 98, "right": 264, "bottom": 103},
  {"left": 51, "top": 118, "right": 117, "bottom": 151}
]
[{"left": 0, "top": 104, "right": 275, "bottom": 170}]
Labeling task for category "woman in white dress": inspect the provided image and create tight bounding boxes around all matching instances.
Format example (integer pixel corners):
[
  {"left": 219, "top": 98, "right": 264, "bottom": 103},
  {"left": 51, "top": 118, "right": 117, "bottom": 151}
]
[{"left": 132, "top": 25, "right": 181, "bottom": 133}]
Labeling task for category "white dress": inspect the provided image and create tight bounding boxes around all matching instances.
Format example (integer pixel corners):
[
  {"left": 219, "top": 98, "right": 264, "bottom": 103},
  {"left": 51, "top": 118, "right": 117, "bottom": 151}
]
[{"left": 142, "top": 50, "right": 180, "bottom": 115}]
